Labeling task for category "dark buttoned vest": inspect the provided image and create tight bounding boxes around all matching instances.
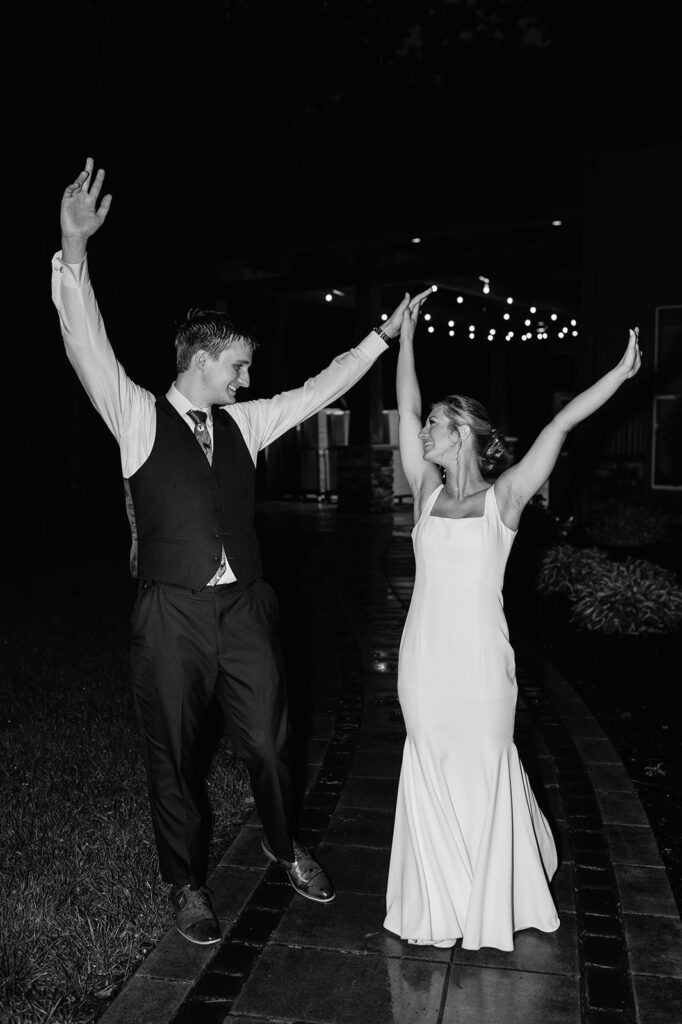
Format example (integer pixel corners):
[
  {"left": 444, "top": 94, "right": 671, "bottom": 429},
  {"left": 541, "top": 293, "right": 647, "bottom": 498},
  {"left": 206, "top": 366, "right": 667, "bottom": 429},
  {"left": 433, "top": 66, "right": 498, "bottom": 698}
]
[{"left": 127, "top": 396, "right": 263, "bottom": 590}]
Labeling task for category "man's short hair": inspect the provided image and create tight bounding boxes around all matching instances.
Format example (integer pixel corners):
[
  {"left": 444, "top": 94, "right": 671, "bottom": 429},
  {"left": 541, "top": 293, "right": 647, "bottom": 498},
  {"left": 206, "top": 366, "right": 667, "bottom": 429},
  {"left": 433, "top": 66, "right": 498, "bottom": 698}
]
[{"left": 174, "top": 309, "right": 258, "bottom": 372}]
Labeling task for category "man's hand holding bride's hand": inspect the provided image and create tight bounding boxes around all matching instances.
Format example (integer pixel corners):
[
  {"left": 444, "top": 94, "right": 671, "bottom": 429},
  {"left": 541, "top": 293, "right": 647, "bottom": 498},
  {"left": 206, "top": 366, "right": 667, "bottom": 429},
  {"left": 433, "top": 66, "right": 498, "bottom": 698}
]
[{"left": 400, "top": 286, "right": 435, "bottom": 344}]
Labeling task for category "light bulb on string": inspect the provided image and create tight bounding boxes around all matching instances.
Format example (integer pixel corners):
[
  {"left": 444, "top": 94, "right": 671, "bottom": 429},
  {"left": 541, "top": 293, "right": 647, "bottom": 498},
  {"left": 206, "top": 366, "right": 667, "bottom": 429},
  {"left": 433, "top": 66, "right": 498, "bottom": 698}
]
[
  {"left": 325, "top": 293, "right": 333, "bottom": 302},
  {"left": 478, "top": 275, "right": 490, "bottom": 295},
  {"left": 506, "top": 297, "right": 513, "bottom": 304},
  {"left": 457, "top": 296, "right": 463, "bottom": 304},
  {"left": 503, "top": 313, "right": 510, "bottom": 321}
]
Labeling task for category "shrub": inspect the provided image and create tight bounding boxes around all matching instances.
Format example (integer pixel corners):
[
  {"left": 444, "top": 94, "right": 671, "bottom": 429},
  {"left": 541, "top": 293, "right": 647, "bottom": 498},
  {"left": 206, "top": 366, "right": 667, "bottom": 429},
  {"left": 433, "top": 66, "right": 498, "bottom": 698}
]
[
  {"left": 537, "top": 544, "right": 682, "bottom": 636},
  {"left": 570, "top": 557, "right": 682, "bottom": 635},
  {"left": 536, "top": 544, "right": 610, "bottom": 597}
]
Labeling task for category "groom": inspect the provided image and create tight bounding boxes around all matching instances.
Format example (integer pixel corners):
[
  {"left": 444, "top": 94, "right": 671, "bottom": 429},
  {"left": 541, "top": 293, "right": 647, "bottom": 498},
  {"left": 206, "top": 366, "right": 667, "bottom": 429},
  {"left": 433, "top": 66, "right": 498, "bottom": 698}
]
[{"left": 53, "top": 158, "right": 417, "bottom": 945}]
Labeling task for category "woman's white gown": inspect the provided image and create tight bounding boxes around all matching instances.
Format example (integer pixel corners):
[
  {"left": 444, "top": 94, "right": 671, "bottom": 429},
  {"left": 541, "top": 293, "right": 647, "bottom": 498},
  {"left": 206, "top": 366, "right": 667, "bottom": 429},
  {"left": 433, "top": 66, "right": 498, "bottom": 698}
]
[{"left": 384, "top": 483, "right": 560, "bottom": 951}]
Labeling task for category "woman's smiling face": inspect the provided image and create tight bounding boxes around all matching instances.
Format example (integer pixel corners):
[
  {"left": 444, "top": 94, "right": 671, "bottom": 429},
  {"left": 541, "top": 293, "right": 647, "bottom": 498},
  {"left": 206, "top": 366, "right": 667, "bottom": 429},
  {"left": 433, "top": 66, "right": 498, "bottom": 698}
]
[{"left": 418, "top": 405, "right": 459, "bottom": 463}]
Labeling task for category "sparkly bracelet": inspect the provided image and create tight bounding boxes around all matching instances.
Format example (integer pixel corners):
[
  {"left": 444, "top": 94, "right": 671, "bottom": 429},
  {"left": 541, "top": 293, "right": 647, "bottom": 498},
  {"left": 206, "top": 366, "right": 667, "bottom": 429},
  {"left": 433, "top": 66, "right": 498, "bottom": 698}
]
[{"left": 372, "top": 325, "right": 392, "bottom": 343}]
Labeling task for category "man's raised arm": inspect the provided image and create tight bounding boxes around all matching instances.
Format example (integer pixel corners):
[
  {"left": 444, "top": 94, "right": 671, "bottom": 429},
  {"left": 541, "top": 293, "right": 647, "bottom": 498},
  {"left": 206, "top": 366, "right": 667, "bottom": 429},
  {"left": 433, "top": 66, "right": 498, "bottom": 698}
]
[
  {"left": 234, "top": 289, "right": 433, "bottom": 455},
  {"left": 53, "top": 159, "right": 154, "bottom": 472}
]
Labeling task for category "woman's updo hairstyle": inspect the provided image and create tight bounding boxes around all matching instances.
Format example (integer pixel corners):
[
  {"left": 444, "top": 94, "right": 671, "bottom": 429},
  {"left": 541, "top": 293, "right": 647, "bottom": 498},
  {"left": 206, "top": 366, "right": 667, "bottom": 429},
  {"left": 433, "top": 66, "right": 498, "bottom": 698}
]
[{"left": 435, "top": 394, "right": 506, "bottom": 475}]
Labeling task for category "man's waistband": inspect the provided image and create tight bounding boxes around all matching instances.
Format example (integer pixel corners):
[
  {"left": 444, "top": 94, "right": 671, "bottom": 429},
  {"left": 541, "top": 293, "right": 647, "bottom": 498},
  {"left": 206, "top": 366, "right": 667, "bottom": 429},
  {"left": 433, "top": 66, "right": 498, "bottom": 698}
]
[{"left": 138, "top": 578, "right": 242, "bottom": 596}]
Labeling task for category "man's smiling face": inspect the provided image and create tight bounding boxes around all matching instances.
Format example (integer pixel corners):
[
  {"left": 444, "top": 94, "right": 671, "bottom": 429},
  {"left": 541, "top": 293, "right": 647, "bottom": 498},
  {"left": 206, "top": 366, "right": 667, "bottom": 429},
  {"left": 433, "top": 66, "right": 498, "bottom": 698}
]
[{"left": 199, "top": 338, "right": 252, "bottom": 406}]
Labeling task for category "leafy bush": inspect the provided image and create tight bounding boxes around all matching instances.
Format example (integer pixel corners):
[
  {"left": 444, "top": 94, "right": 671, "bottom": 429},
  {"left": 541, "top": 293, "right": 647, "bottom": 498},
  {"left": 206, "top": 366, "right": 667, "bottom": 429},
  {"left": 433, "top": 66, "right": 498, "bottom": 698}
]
[
  {"left": 570, "top": 558, "right": 682, "bottom": 635},
  {"left": 536, "top": 544, "right": 610, "bottom": 597},
  {"left": 537, "top": 544, "right": 682, "bottom": 636}
]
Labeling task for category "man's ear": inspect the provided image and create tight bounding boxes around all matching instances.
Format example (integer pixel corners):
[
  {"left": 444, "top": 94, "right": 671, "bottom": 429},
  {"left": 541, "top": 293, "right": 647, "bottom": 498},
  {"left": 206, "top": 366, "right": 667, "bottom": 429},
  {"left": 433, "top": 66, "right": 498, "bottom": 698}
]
[{"left": 195, "top": 349, "right": 208, "bottom": 370}]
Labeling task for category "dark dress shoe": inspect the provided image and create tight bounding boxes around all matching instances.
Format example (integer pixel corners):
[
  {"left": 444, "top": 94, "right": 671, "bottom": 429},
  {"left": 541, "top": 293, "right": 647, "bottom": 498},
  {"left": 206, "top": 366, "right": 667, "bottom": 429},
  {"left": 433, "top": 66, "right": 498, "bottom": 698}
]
[
  {"left": 262, "top": 836, "right": 336, "bottom": 903},
  {"left": 171, "top": 885, "right": 221, "bottom": 945}
]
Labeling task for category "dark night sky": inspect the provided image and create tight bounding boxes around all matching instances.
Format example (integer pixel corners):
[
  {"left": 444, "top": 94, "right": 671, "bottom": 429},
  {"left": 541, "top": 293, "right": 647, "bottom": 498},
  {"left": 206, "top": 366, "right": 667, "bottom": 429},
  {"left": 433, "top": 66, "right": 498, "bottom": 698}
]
[
  {"left": 14, "top": 1, "right": 680, "bottom": 260},
  {"left": 7, "top": 0, "right": 680, "bottom": 520}
]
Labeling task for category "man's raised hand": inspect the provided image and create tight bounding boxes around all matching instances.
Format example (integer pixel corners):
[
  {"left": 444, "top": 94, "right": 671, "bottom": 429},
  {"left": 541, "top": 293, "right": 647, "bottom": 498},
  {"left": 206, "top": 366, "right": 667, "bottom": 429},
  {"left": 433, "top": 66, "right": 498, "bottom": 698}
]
[
  {"left": 400, "top": 286, "right": 436, "bottom": 345},
  {"left": 60, "top": 158, "right": 112, "bottom": 263},
  {"left": 383, "top": 286, "right": 435, "bottom": 340}
]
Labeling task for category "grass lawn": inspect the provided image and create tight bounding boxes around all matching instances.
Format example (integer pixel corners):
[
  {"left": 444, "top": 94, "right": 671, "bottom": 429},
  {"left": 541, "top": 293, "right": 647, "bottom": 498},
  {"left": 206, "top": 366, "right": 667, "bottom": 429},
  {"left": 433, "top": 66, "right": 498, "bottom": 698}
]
[{"left": 0, "top": 538, "right": 251, "bottom": 1023}]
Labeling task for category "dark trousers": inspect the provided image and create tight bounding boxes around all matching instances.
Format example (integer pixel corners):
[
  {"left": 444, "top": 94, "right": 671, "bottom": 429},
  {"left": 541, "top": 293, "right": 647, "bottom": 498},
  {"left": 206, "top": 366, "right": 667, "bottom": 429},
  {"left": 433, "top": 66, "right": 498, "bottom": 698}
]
[{"left": 130, "top": 577, "right": 294, "bottom": 887}]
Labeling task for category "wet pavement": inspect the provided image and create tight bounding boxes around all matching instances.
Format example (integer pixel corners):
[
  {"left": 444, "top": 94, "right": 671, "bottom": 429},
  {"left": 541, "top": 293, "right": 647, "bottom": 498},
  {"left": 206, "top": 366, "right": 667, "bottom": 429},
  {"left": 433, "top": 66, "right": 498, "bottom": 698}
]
[{"left": 99, "top": 501, "right": 682, "bottom": 1024}]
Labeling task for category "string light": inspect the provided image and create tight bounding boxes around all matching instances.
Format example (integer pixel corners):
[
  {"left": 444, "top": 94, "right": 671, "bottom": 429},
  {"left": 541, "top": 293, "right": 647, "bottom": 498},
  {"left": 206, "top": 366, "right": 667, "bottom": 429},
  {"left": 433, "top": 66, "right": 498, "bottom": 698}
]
[{"left": 323, "top": 280, "right": 578, "bottom": 344}]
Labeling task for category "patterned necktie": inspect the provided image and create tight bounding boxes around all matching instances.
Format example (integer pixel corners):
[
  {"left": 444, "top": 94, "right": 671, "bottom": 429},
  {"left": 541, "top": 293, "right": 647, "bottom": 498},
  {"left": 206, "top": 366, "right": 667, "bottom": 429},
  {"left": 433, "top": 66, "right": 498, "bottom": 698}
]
[
  {"left": 187, "top": 409, "right": 213, "bottom": 465},
  {"left": 187, "top": 408, "right": 226, "bottom": 584}
]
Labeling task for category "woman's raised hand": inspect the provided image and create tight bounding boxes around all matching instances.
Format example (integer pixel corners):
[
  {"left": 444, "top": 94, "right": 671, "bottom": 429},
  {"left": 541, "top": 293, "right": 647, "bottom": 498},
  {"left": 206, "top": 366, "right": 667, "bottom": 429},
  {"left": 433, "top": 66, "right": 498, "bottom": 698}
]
[
  {"left": 61, "top": 157, "right": 112, "bottom": 241},
  {"left": 400, "top": 286, "right": 435, "bottom": 344},
  {"left": 383, "top": 286, "right": 435, "bottom": 340},
  {"left": 615, "top": 327, "right": 642, "bottom": 381}
]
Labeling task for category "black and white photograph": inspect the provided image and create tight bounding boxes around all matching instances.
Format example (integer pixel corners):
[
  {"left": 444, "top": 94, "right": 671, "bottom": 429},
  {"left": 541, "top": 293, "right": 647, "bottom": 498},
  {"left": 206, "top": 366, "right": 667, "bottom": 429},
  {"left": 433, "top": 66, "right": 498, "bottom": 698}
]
[{"left": 2, "top": 2, "right": 681, "bottom": 1022}]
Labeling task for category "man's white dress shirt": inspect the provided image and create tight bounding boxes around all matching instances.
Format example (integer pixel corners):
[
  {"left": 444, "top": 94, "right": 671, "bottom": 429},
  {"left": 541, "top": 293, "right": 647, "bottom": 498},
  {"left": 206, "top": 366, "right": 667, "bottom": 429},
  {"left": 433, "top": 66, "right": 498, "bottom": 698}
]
[{"left": 52, "top": 253, "right": 388, "bottom": 583}]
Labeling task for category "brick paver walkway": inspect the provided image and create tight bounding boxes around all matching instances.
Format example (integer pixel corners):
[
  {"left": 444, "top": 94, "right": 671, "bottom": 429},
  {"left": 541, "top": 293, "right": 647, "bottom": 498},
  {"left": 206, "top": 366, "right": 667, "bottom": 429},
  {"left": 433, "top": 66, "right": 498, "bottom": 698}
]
[{"left": 100, "top": 502, "right": 682, "bottom": 1024}]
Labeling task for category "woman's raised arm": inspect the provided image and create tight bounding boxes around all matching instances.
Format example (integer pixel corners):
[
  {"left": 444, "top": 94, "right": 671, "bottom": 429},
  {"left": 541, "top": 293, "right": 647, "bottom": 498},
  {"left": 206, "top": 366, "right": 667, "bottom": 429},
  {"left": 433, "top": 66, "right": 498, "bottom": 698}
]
[
  {"left": 396, "top": 288, "right": 441, "bottom": 507},
  {"left": 496, "top": 328, "right": 642, "bottom": 527}
]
